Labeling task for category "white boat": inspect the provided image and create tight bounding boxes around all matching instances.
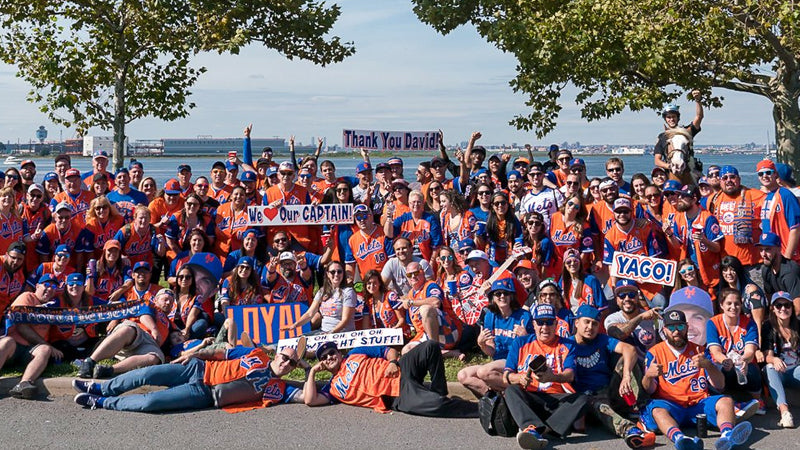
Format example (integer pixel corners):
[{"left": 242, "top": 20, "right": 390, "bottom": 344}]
[
  {"left": 611, "top": 147, "right": 646, "bottom": 155},
  {"left": 3, "top": 155, "right": 21, "bottom": 165}
]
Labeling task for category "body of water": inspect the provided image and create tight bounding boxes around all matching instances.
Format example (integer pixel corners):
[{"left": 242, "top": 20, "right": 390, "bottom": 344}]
[{"left": 5, "top": 152, "right": 769, "bottom": 188}]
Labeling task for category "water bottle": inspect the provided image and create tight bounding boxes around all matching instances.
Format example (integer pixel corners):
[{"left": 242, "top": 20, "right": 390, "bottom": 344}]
[{"left": 728, "top": 351, "right": 747, "bottom": 385}]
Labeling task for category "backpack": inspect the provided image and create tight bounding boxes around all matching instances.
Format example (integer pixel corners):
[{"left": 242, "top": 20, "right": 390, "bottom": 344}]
[{"left": 478, "top": 390, "right": 518, "bottom": 437}]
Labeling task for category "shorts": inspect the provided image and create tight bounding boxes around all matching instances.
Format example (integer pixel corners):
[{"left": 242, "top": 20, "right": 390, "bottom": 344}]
[
  {"left": 10, "top": 343, "right": 43, "bottom": 365},
  {"left": 115, "top": 321, "right": 165, "bottom": 363},
  {"left": 410, "top": 310, "right": 460, "bottom": 350},
  {"left": 641, "top": 395, "right": 725, "bottom": 431}
]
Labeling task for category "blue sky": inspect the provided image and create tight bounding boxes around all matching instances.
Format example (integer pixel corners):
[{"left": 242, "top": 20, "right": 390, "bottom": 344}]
[{"left": 0, "top": 1, "right": 776, "bottom": 147}]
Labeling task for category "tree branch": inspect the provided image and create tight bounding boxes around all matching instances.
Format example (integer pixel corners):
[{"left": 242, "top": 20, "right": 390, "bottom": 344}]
[
  {"left": 725, "top": 6, "right": 798, "bottom": 72},
  {"left": 715, "top": 78, "right": 771, "bottom": 97}
]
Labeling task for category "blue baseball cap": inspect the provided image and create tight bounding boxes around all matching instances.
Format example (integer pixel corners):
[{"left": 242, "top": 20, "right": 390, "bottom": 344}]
[
  {"left": 133, "top": 261, "right": 151, "bottom": 272},
  {"left": 239, "top": 170, "right": 257, "bottom": 182},
  {"left": 532, "top": 303, "right": 556, "bottom": 320},
  {"left": 43, "top": 172, "right": 59, "bottom": 181},
  {"left": 471, "top": 168, "right": 489, "bottom": 179},
  {"left": 356, "top": 162, "right": 372, "bottom": 174},
  {"left": 776, "top": 163, "right": 795, "bottom": 184},
  {"left": 719, "top": 165, "right": 739, "bottom": 177},
  {"left": 706, "top": 165, "right": 720, "bottom": 175},
  {"left": 387, "top": 157, "right": 403, "bottom": 166},
  {"left": 177, "top": 164, "right": 192, "bottom": 173},
  {"left": 614, "top": 279, "right": 639, "bottom": 293},
  {"left": 569, "top": 158, "right": 586, "bottom": 168},
  {"left": 114, "top": 167, "right": 129, "bottom": 177},
  {"left": 667, "top": 286, "right": 713, "bottom": 317},
  {"left": 266, "top": 167, "right": 278, "bottom": 177},
  {"left": 38, "top": 273, "right": 57, "bottom": 284},
  {"left": 237, "top": 256, "right": 255, "bottom": 267},
  {"left": 772, "top": 291, "right": 793, "bottom": 305},
  {"left": 662, "top": 180, "right": 682, "bottom": 193},
  {"left": 129, "top": 160, "right": 143, "bottom": 170},
  {"left": 507, "top": 170, "right": 522, "bottom": 181},
  {"left": 54, "top": 244, "right": 70, "bottom": 257},
  {"left": 92, "top": 150, "right": 108, "bottom": 159},
  {"left": 757, "top": 232, "right": 781, "bottom": 247},
  {"left": 225, "top": 161, "right": 238, "bottom": 171},
  {"left": 66, "top": 273, "right": 84, "bottom": 286},
  {"left": 0, "top": 171, "right": 4, "bottom": 179},
  {"left": 489, "top": 278, "right": 515, "bottom": 295},
  {"left": 458, "top": 238, "right": 475, "bottom": 251},
  {"left": 575, "top": 304, "right": 601, "bottom": 321},
  {"left": 697, "top": 176, "right": 710, "bottom": 186},
  {"left": 316, "top": 341, "right": 339, "bottom": 360}
]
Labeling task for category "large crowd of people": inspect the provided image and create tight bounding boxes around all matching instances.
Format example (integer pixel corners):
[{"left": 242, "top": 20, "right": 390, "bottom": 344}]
[{"left": 1, "top": 99, "right": 800, "bottom": 450}]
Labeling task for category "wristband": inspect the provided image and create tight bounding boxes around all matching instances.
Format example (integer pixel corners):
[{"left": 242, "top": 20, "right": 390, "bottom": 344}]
[
  {"left": 389, "top": 360, "right": 399, "bottom": 366},
  {"left": 503, "top": 371, "right": 511, "bottom": 385}
]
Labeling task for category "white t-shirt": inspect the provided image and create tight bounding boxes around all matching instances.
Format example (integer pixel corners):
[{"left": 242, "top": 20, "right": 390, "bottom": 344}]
[
  {"left": 605, "top": 310, "right": 658, "bottom": 360},
  {"left": 380, "top": 256, "right": 433, "bottom": 297},
  {"left": 316, "top": 287, "right": 358, "bottom": 333}
]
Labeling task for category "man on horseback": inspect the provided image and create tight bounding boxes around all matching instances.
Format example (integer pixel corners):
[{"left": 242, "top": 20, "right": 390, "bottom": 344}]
[{"left": 653, "top": 90, "right": 704, "bottom": 172}]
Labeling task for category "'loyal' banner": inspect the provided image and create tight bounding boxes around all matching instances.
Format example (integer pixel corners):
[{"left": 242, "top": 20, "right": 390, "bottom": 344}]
[
  {"left": 227, "top": 302, "right": 310, "bottom": 345},
  {"left": 342, "top": 129, "right": 439, "bottom": 151},
  {"left": 276, "top": 328, "right": 404, "bottom": 354},
  {"left": 247, "top": 204, "right": 353, "bottom": 226},
  {"left": 610, "top": 252, "right": 677, "bottom": 286}
]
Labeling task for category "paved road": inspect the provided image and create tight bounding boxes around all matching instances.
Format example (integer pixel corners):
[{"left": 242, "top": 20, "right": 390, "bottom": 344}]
[{"left": 0, "top": 393, "right": 795, "bottom": 449}]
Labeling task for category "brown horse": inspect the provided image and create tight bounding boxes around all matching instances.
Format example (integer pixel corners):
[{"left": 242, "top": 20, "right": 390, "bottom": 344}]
[{"left": 665, "top": 128, "right": 700, "bottom": 185}]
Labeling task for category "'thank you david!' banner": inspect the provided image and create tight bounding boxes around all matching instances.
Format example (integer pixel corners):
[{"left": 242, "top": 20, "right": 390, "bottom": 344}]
[
  {"left": 247, "top": 204, "right": 354, "bottom": 226},
  {"left": 227, "top": 303, "right": 310, "bottom": 345},
  {"left": 610, "top": 252, "right": 677, "bottom": 286},
  {"left": 342, "top": 129, "right": 439, "bottom": 151}
]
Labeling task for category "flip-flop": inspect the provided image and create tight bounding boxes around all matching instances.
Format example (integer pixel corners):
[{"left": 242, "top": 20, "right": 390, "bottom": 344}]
[
  {"left": 296, "top": 335, "right": 307, "bottom": 360},
  {"left": 240, "top": 331, "right": 254, "bottom": 348}
]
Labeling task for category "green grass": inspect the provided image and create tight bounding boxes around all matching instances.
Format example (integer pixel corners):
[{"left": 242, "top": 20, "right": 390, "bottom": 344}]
[{"left": 0, "top": 359, "right": 117, "bottom": 379}]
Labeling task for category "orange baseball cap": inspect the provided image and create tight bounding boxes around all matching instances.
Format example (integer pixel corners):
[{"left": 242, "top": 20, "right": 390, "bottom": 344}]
[
  {"left": 757, "top": 159, "right": 777, "bottom": 172},
  {"left": 514, "top": 260, "right": 536, "bottom": 272}
]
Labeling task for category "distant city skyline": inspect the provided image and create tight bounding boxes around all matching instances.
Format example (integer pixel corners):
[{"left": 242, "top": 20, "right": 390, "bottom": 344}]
[{"left": 0, "top": 1, "right": 777, "bottom": 147}]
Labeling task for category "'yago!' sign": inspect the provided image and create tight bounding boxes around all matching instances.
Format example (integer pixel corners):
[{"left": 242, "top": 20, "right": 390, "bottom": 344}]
[
  {"left": 247, "top": 204, "right": 354, "bottom": 226},
  {"left": 227, "top": 303, "right": 310, "bottom": 345},
  {"left": 342, "top": 129, "right": 439, "bottom": 151},
  {"left": 610, "top": 252, "right": 677, "bottom": 286}
]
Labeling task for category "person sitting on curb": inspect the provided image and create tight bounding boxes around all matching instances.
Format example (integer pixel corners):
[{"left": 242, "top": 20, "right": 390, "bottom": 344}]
[
  {"left": 78, "top": 288, "right": 173, "bottom": 379},
  {"left": 303, "top": 340, "right": 465, "bottom": 417},
  {"left": 73, "top": 336, "right": 305, "bottom": 412},
  {"left": 503, "top": 303, "right": 587, "bottom": 449},
  {"left": 1, "top": 274, "right": 61, "bottom": 399},
  {"left": 570, "top": 305, "right": 654, "bottom": 449},
  {"left": 640, "top": 309, "right": 753, "bottom": 450}
]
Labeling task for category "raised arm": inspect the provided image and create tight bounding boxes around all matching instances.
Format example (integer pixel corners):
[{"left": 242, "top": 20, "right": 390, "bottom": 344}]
[
  {"left": 464, "top": 131, "right": 481, "bottom": 170},
  {"left": 690, "top": 89, "right": 704, "bottom": 129}
]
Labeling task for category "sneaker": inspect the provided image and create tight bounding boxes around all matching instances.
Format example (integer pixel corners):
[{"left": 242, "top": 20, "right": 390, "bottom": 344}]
[
  {"left": 778, "top": 410, "right": 795, "bottom": 428},
  {"left": 73, "top": 393, "right": 103, "bottom": 410},
  {"left": 734, "top": 399, "right": 759, "bottom": 423},
  {"left": 516, "top": 425, "right": 548, "bottom": 450},
  {"left": 623, "top": 427, "right": 656, "bottom": 449},
  {"left": 77, "top": 358, "right": 96, "bottom": 379},
  {"left": 93, "top": 364, "right": 114, "bottom": 379},
  {"left": 72, "top": 379, "right": 100, "bottom": 395},
  {"left": 675, "top": 435, "right": 702, "bottom": 450},
  {"left": 715, "top": 421, "right": 752, "bottom": 450},
  {"left": 756, "top": 399, "right": 767, "bottom": 416},
  {"left": 8, "top": 380, "right": 37, "bottom": 399}
]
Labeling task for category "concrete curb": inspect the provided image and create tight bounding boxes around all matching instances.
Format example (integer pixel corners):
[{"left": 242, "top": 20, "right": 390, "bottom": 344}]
[{"left": 1, "top": 376, "right": 478, "bottom": 402}]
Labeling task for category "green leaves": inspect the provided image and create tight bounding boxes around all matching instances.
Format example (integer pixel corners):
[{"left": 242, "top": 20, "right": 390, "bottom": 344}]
[{"left": 412, "top": 0, "right": 800, "bottom": 140}]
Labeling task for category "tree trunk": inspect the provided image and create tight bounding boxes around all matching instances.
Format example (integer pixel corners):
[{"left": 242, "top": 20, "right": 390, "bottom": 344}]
[
  {"left": 112, "top": 76, "right": 126, "bottom": 171},
  {"left": 773, "top": 69, "right": 800, "bottom": 171}
]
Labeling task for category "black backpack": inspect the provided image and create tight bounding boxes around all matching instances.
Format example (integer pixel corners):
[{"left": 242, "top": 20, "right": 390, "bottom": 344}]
[{"left": 478, "top": 390, "right": 518, "bottom": 437}]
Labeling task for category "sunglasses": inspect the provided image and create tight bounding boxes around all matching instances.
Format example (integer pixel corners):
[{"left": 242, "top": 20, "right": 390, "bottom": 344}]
[
  {"left": 617, "top": 291, "right": 637, "bottom": 300},
  {"left": 328, "top": 269, "right": 344, "bottom": 275},
  {"left": 529, "top": 172, "right": 544, "bottom": 177},
  {"left": 440, "top": 255, "right": 454, "bottom": 262},
  {"left": 535, "top": 319, "right": 555, "bottom": 326},
  {"left": 645, "top": 194, "right": 661, "bottom": 199},
  {"left": 405, "top": 270, "right": 422, "bottom": 279},
  {"left": 195, "top": 184, "right": 209, "bottom": 188},
  {"left": 238, "top": 265, "right": 252, "bottom": 270},
  {"left": 557, "top": 157, "right": 571, "bottom": 162},
  {"left": 336, "top": 188, "right": 349, "bottom": 193},
  {"left": 493, "top": 201, "right": 508, "bottom": 207},
  {"left": 665, "top": 323, "right": 687, "bottom": 332},
  {"left": 589, "top": 185, "right": 600, "bottom": 190},
  {"left": 567, "top": 201, "right": 578, "bottom": 208},
  {"left": 758, "top": 170, "right": 775, "bottom": 177},
  {"left": 299, "top": 174, "right": 312, "bottom": 179},
  {"left": 354, "top": 213, "right": 369, "bottom": 221},
  {"left": 721, "top": 175, "right": 738, "bottom": 181},
  {"left": 570, "top": 167, "right": 584, "bottom": 172},
  {"left": 566, "top": 181, "right": 579, "bottom": 187},
  {"left": 774, "top": 302, "right": 793, "bottom": 311},
  {"left": 29, "top": 193, "right": 43, "bottom": 199},
  {"left": 279, "top": 353, "right": 298, "bottom": 367},
  {"left": 42, "top": 282, "right": 58, "bottom": 289},
  {"left": 607, "top": 167, "right": 622, "bottom": 173},
  {"left": 279, "top": 171, "right": 294, "bottom": 176},
  {"left": 707, "top": 172, "right": 720, "bottom": 178},
  {"left": 177, "top": 274, "right": 193, "bottom": 280},
  {"left": 459, "top": 248, "right": 472, "bottom": 254},
  {"left": 274, "top": 237, "right": 288, "bottom": 244},
  {"left": 663, "top": 192, "right": 678, "bottom": 197},
  {"left": 319, "top": 350, "right": 338, "bottom": 360},
  {"left": 477, "top": 191, "right": 492, "bottom": 196},
  {"left": 430, "top": 186, "right": 442, "bottom": 191},
  {"left": 679, "top": 266, "right": 695, "bottom": 274},
  {"left": 527, "top": 220, "right": 543, "bottom": 226}
]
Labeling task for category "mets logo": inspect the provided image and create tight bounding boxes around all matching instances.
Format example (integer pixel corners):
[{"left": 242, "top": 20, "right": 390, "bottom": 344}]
[
  {"left": 664, "top": 359, "right": 699, "bottom": 384},
  {"left": 552, "top": 229, "right": 576, "bottom": 245},
  {"left": 618, "top": 236, "right": 644, "bottom": 253},
  {"left": 0, "top": 221, "right": 22, "bottom": 239},
  {"left": 261, "top": 379, "right": 285, "bottom": 401},
  {"left": 333, "top": 359, "right": 360, "bottom": 397}
]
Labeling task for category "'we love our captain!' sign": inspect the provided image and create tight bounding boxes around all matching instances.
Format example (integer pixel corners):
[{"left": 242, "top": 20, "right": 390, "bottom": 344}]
[
  {"left": 342, "top": 129, "right": 439, "bottom": 151},
  {"left": 247, "top": 204, "right": 354, "bottom": 226},
  {"left": 610, "top": 252, "right": 678, "bottom": 286}
]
